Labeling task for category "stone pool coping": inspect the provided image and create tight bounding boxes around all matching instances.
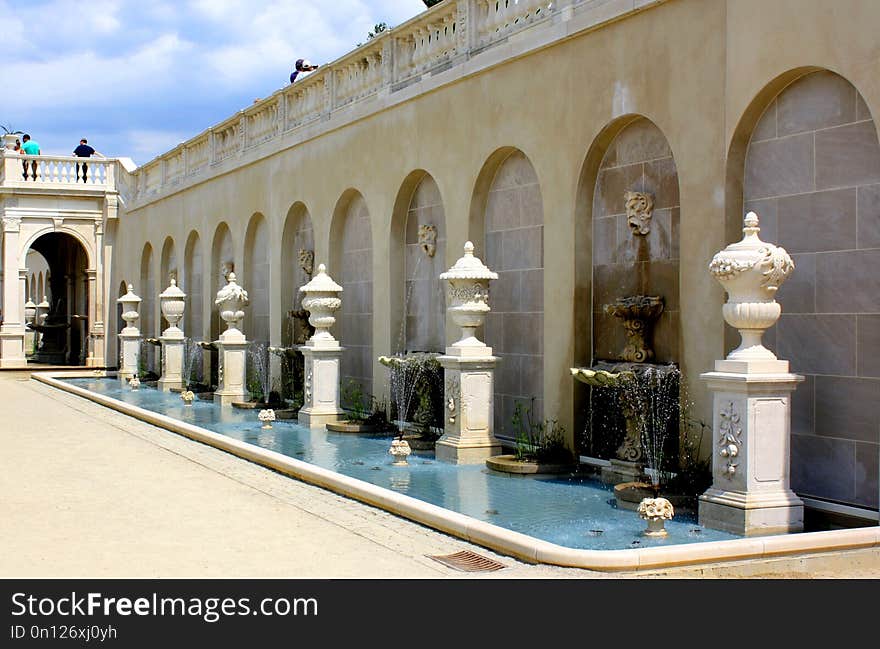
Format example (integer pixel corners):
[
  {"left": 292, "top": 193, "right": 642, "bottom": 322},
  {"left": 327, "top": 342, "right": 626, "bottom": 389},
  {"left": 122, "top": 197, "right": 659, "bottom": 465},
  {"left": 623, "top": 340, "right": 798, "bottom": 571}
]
[{"left": 34, "top": 370, "right": 880, "bottom": 572}]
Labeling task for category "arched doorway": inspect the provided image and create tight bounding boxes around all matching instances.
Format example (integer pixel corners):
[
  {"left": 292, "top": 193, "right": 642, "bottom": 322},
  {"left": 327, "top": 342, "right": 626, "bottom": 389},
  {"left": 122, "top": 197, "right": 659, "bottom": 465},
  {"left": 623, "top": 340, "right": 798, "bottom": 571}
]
[{"left": 26, "top": 232, "right": 89, "bottom": 365}]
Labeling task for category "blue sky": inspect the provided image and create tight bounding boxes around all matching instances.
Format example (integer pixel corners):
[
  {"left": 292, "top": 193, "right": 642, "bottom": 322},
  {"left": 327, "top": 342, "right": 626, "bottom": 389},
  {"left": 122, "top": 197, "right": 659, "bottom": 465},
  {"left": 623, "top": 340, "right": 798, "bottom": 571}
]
[{"left": 2, "top": 0, "right": 429, "bottom": 164}]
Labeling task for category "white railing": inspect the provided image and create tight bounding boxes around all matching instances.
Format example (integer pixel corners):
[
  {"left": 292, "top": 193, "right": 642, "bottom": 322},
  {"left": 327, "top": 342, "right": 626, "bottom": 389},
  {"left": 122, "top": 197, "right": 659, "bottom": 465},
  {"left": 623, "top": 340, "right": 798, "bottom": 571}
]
[
  {"left": 1, "top": 151, "right": 116, "bottom": 189},
  {"left": 246, "top": 97, "right": 281, "bottom": 148},
  {"left": 473, "top": 0, "right": 555, "bottom": 48},
  {"left": 394, "top": 1, "right": 461, "bottom": 81},
  {"left": 185, "top": 135, "right": 210, "bottom": 175},
  {"left": 334, "top": 39, "right": 386, "bottom": 107},
  {"left": 127, "top": 0, "right": 659, "bottom": 205}
]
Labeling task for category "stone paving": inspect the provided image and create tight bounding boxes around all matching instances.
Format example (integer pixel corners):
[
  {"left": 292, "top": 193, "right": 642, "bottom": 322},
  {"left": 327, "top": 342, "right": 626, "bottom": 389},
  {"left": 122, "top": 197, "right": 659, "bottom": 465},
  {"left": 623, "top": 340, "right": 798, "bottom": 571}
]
[{"left": 2, "top": 371, "right": 878, "bottom": 579}]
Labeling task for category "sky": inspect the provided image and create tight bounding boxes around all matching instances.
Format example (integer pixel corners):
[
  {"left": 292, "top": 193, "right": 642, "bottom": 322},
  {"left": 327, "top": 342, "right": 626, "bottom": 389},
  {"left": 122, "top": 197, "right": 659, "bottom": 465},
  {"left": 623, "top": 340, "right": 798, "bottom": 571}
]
[{"left": 1, "top": 0, "right": 429, "bottom": 165}]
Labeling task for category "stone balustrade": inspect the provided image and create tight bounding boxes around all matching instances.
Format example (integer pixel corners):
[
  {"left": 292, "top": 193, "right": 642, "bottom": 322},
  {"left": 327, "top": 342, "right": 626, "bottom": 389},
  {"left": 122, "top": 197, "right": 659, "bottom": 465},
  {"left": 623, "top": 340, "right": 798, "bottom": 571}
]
[
  {"left": 1, "top": 151, "right": 116, "bottom": 188},
  {"left": 125, "top": 0, "right": 660, "bottom": 207}
]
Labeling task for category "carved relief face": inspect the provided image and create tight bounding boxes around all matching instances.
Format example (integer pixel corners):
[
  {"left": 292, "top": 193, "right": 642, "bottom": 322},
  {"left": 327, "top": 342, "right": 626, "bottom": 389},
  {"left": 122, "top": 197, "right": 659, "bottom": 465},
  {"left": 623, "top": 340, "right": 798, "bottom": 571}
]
[
  {"left": 298, "top": 249, "right": 315, "bottom": 277},
  {"left": 624, "top": 191, "right": 655, "bottom": 235},
  {"left": 418, "top": 223, "right": 437, "bottom": 258}
]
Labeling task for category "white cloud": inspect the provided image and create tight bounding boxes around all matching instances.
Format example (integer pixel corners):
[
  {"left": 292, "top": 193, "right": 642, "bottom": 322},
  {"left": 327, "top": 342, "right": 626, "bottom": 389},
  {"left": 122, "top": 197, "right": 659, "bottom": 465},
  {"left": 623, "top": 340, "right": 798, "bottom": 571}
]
[{"left": 2, "top": 0, "right": 430, "bottom": 163}]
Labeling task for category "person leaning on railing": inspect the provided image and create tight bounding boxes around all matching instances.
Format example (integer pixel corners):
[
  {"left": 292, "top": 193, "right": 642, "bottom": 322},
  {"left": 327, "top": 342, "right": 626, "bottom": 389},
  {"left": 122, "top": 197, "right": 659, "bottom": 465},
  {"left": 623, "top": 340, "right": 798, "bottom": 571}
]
[
  {"left": 73, "top": 138, "right": 103, "bottom": 183},
  {"left": 19, "top": 134, "right": 40, "bottom": 180}
]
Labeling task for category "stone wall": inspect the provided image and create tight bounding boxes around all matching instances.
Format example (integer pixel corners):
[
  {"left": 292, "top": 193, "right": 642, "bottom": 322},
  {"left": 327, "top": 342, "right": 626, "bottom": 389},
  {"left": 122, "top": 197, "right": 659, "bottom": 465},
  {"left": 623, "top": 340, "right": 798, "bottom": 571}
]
[
  {"left": 483, "top": 151, "right": 544, "bottom": 437},
  {"left": 404, "top": 174, "right": 445, "bottom": 353},
  {"left": 338, "top": 194, "right": 373, "bottom": 400},
  {"left": 592, "top": 118, "right": 680, "bottom": 365},
  {"left": 744, "top": 70, "right": 880, "bottom": 509}
]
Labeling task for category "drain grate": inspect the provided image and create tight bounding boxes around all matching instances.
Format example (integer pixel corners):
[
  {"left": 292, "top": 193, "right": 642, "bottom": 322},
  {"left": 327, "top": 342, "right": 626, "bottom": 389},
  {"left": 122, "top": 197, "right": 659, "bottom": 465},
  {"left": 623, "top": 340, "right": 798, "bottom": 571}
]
[{"left": 427, "top": 550, "right": 507, "bottom": 572}]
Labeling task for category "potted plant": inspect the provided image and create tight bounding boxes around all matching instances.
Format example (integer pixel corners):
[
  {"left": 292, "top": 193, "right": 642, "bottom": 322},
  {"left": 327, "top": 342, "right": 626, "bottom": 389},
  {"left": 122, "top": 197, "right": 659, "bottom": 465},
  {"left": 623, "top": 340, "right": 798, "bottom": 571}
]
[{"left": 485, "top": 399, "right": 578, "bottom": 475}]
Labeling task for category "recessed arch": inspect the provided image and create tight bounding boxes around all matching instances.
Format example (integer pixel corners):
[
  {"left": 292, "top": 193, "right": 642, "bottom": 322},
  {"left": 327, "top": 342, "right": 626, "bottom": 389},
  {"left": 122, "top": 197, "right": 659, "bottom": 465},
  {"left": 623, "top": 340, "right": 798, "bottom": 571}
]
[
  {"left": 734, "top": 67, "right": 880, "bottom": 511},
  {"left": 329, "top": 188, "right": 373, "bottom": 400},
  {"left": 389, "top": 169, "right": 447, "bottom": 354},
  {"left": 281, "top": 202, "right": 315, "bottom": 346},
  {"left": 183, "top": 230, "right": 204, "bottom": 340},
  {"left": 243, "top": 212, "right": 270, "bottom": 343},
  {"left": 159, "top": 236, "right": 177, "bottom": 331},
  {"left": 20, "top": 225, "right": 95, "bottom": 270},
  {"left": 469, "top": 147, "right": 545, "bottom": 437},
  {"left": 210, "top": 222, "right": 234, "bottom": 342},
  {"left": 573, "top": 114, "right": 681, "bottom": 458}
]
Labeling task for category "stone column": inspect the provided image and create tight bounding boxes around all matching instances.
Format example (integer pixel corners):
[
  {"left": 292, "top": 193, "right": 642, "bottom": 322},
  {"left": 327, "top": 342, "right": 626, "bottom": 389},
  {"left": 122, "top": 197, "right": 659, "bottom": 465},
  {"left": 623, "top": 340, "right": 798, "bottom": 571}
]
[
  {"left": 213, "top": 272, "right": 249, "bottom": 406},
  {"left": 86, "top": 219, "right": 105, "bottom": 367},
  {"left": 297, "top": 264, "right": 345, "bottom": 427},
  {"left": 0, "top": 216, "right": 26, "bottom": 368},
  {"left": 158, "top": 278, "right": 186, "bottom": 391},
  {"left": 698, "top": 212, "right": 804, "bottom": 536},
  {"left": 436, "top": 242, "right": 502, "bottom": 464}
]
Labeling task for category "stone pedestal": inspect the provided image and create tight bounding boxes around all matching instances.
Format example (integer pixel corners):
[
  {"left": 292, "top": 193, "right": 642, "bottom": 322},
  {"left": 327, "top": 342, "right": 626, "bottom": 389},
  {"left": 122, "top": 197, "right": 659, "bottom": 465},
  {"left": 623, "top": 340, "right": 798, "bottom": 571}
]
[
  {"left": 118, "top": 330, "right": 141, "bottom": 381},
  {"left": 214, "top": 331, "right": 248, "bottom": 406},
  {"left": 698, "top": 360, "right": 804, "bottom": 536},
  {"left": 436, "top": 350, "right": 501, "bottom": 465},
  {"left": 0, "top": 331, "right": 26, "bottom": 368},
  {"left": 158, "top": 332, "right": 185, "bottom": 391},
  {"left": 298, "top": 341, "right": 346, "bottom": 427}
]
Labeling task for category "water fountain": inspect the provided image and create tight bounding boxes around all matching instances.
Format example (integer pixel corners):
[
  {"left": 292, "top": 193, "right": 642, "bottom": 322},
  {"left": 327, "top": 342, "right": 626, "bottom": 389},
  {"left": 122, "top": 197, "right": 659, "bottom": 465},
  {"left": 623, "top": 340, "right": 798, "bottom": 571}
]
[
  {"left": 180, "top": 338, "right": 205, "bottom": 391},
  {"left": 378, "top": 352, "right": 442, "bottom": 449},
  {"left": 116, "top": 284, "right": 142, "bottom": 381},
  {"left": 571, "top": 294, "right": 676, "bottom": 485},
  {"left": 232, "top": 341, "right": 276, "bottom": 409}
]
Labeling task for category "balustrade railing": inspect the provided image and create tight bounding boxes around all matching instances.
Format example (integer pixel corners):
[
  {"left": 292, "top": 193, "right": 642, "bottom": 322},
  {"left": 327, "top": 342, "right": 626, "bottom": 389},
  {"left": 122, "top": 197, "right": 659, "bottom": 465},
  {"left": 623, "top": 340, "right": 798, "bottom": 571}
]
[
  {"left": 126, "top": 0, "right": 657, "bottom": 204},
  {"left": 185, "top": 135, "right": 210, "bottom": 175},
  {"left": 394, "top": 1, "right": 461, "bottom": 81},
  {"left": 1, "top": 151, "right": 116, "bottom": 188}
]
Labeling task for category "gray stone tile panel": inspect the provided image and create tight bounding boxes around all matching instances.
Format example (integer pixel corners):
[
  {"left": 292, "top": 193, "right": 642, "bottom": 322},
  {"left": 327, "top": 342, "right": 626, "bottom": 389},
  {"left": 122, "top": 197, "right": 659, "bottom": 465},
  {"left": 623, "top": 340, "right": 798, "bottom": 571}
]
[
  {"left": 750, "top": 100, "right": 777, "bottom": 142},
  {"left": 594, "top": 163, "right": 643, "bottom": 217},
  {"left": 744, "top": 133, "right": 814, "bottom": 201},
  {"left": 643, "top": 157, "right": 680, "bottom": 210},
  {"left": 854, "top": 442, "right": 879, "bottom": 509},
  {"left": 857, "top": 184, "right": 880, "bottom": 249},
  {"left": 815, "top": 121, "right": 880, "bottom": 190},
  {"left": 777, "top": 70, "right": 857, "bottom": 136},
  {"left": 815, "top": 249, "right": 880, "bottom": 313},
  {"left": 777, "top": 314, "right": 856, "bottom": 376},
  {"left": 777, "top": 253, "right": 815, "bottom": 314},
  {"left": 857, "top": 315, "right": 880, "bottom": 378},
  {"left": 814, "top": 375, "right": 880, "bottom": 443},
  {"left": 791, "top": 374, "right": 814, "bottom": 435},
  {"left": 776, "top": 188, "right": 857, "bottom": 253},
  {"left": 791, "top": 433, "right": 856, "bottom": 503}
]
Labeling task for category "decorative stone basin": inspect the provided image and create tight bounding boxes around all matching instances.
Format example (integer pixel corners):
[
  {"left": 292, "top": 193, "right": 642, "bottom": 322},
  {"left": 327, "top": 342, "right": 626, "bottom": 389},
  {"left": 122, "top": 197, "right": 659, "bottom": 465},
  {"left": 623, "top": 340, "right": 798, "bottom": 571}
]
[
  {"left": 486, "top": 454, "right": 579, "bottom": 476},
  {"left": 604, "top": 295, "right": 664, "bottom": 363}
]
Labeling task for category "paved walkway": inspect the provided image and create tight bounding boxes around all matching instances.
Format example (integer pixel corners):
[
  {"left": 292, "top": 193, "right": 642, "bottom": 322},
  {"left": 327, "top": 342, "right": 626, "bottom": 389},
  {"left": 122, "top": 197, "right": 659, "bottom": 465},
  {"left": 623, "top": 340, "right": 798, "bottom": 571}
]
[{"left": 2, "top": 371, "right": 878, "bottom": 579}]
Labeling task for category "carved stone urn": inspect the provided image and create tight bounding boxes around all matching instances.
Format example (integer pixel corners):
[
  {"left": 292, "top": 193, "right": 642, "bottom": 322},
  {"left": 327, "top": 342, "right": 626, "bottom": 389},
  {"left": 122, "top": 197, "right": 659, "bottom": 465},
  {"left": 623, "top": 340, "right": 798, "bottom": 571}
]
[
  {"left": 181, "top": 390, "right": 195, "bottom": 406},
  {"left": 389, "top": 438, "right": 412, "bottom": 466},
  {"left": 298, "top": 263, "right": 343, "bottom": 347},
  {"left": 440, "top": 241, "right": 498, "bottom": 349},
  {"left": 709, "top": 212, "right": 794, "bottom": 361},
  {"left": 159, "top": 278, "right": 186, "bottom": 334},
  {"left": 117, "top": 284, "right": 142, "bottom": 333},
  {"left": 605, "top": 295, "right": 664, "bottom": 363},
  {"left": 215, "top": 272, "right": 249, "bottom": 334},
  {"left": 638, "top": 497, "right": 674, "bottom": 537},
  {"left": 129, "top": 376, "right": 140, "bottom": 390},
  {"left": 24, "top": 299, "right": 36, "bottom": 325},
  {"left": 259, "top": 408, "right": 276, "bottom": 429}
]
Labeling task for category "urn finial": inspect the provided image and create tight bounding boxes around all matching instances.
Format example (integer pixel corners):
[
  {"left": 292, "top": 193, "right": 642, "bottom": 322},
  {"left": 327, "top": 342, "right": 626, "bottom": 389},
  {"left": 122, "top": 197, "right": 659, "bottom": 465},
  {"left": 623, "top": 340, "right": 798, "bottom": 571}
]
[{"left": 708, "top": 211, "right": 794, "bottom": 361}]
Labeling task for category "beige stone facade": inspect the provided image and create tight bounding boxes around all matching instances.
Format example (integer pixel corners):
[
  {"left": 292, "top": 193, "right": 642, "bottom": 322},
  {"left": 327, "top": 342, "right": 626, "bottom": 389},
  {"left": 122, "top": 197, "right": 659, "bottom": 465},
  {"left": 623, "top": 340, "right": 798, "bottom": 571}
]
[{"left": 103, "top": 0, "right": 880, "bottom": 513}]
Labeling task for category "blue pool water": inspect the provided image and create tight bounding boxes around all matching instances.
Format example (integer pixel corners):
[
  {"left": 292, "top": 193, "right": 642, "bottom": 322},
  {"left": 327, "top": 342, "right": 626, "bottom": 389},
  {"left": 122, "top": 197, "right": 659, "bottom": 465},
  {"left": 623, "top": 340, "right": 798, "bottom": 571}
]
[{"left": 67, "top": 378, "right": 738, "bottom": 551}]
